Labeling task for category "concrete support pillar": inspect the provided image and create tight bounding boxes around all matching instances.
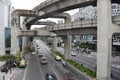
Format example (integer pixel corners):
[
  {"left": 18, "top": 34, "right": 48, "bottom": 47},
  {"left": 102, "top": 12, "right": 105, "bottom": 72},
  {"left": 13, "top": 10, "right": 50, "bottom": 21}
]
[
  {"left": 22, "top": 23, "right": 29, "bottom": 52},
  {"left": 22, "top": 37, "right": 31, "bottom": 52},
  {"left": 11, "top": 16, "right": 20, "bottom": 54},
  {"left": 22, "top": 36, "right": 27, "bottom": 51},
  {"left": 53, "top": 37, "right": 58, "bottom": 52},
  {"left": 64, "top": 35, "right": 71, "bottom": 59},
  {"left": 22, "top": 36, "right": 32, "bottom": 52},
  {"left": 11, "top": 27, "right": 19, "bottom": 54},
  {"left": 97, "top": 0, "right": 112, "bottom": 80},
  {"left": 27, "top": 37, "right": 32, "bottom": 47}
]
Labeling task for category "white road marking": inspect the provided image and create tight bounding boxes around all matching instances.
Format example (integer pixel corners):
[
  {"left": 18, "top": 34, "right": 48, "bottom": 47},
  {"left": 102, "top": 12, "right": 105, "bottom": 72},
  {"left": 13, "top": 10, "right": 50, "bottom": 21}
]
[
  {"left": 23, "top": 61, "right": 29, "bottom": 80},
  {"left": 36, "top": 55, "right": 45, "bottom": 80}
]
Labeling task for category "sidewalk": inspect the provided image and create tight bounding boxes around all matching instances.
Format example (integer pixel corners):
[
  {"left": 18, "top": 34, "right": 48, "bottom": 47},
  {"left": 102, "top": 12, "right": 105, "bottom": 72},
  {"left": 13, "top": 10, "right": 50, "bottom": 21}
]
[{"left": 0, "top": 62, "right": 19, "bottom": 80}]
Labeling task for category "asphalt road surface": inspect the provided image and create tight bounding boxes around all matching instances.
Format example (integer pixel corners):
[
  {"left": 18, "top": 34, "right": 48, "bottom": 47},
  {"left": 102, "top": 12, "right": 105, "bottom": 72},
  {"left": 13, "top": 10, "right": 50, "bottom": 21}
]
[
  {"left": 57, "top": 47, "right": 120, "bottom": 80},
  {"left": 32, "top": 39, "right": 91, "bottom": 80}
]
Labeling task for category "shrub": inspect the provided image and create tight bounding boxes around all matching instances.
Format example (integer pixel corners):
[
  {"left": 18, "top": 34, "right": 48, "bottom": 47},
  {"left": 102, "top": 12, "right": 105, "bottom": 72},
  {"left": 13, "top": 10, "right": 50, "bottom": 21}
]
[
  {"left": 0, "top": 54, "right": 16, "bottom": 61},
  {"left": 0, "top": 51, "right": 22, "bottom": 63},
  {"left": 66, "top": 59, "right": 96, "bottom": 77},
  {"left": 54, "top": 51, "right": 64, "bottom": 59},
  {"left": 15, "top": 51, "right": 21, "bottom": 62},
  {"left": 23, "top": 47, "right": 29, "bottom": 53},
  {"left": 53, "top": 51, "right": 96, "bottom": 77}
]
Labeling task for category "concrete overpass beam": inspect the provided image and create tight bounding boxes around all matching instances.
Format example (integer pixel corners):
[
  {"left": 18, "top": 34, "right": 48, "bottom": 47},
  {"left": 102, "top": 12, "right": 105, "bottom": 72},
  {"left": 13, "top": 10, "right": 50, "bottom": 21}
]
[
  {"left": 33, "top": 21, "right": 56, "bottom": 31},
  {"left": 63, "top": 35, "right": 71, "bottom": 59},
  {"left": 34, "top": 21, "right": 56, "bottom": 25},
  {"left": 12, "top": 9, "right": 40, "bottom": 17},
  {"left": 111, "top": 24, "right": 120, "bottom": 34},
  {"left": 97, "top": 0, "right": 112, "bottom": 80},
  {"left": 52, "top": 13, "right": 71, "bottom": 29},
  {"left": 53, "top": 13, "right": 71, "bottom": 23}
]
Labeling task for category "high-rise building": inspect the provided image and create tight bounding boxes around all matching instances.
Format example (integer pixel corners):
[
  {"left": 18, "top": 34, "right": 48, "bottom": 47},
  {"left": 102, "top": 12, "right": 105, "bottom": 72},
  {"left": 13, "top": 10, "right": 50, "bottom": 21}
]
[
  {"left": 0, "top": 0, "right": 13, "bottom": 55},
  {"left": 72, "top": 4, "right": 120, "bottom": 21}
]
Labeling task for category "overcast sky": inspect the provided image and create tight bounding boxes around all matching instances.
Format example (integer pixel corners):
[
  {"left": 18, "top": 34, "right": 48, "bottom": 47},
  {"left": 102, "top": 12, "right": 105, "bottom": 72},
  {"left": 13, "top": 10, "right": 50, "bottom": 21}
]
[{"left": 11, "top": 0, "right": 45, "bottom": 9}]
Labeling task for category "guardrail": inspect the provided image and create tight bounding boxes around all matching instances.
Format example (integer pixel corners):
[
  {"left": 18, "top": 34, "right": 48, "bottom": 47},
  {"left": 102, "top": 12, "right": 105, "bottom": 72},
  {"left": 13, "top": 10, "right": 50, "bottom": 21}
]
[
  {"left": 42, "top": 16, "right": 120, "bottom": 31},
  {"left": 42, "top": 19, "right": 97, "bottom": 31}
]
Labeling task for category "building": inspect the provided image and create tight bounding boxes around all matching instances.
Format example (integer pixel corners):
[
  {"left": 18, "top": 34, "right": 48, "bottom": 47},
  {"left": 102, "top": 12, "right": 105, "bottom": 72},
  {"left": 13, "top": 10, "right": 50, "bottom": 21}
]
[
  {"left": 72, "top": 3, "right": 120, "bottom": 21},
  {"left": 72, "top": 3, "right": 120, "bottom": 47},
  {"left": 112, "top": 3, "right": 120, "bottom": 16},
  {"left": 0, "top": 0, "right": 13, "bottom": 55}
]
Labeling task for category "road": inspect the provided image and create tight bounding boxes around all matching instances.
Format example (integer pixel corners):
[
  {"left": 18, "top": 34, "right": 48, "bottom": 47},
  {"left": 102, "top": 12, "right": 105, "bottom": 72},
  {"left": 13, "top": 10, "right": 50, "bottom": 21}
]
[
  {"left": 73, "top": 53, "right": 120, "bottom": 80},
  {"left": 23, "top": 52, "right": 66, "bottom": 80},
  {"left": 24, "top": 54, "right": 45, "bottom": 80},
  {"left": 57, "top": 47, "right": 120, "bottom": 80},
  {"left": 13, "top": 39, "right": 93, "bottom": 80},
  {"left": 33, "top": 39, "right": 91, "bottom": 80},
  {"left": 23, "top": 40, "right": 69, "bottom": 80}
]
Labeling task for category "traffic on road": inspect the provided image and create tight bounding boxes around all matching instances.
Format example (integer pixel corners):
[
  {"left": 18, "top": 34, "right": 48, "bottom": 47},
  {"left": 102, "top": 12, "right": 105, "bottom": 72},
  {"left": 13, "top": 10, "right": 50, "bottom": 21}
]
[{"left": 3, "top": 39, "right": 120, "bottom": 80}]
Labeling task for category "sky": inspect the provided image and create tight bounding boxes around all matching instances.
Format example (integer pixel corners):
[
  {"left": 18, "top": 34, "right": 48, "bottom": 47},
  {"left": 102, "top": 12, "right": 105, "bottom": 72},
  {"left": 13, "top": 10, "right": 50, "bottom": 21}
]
[
  {"left": 11, "top": 0, "right": 79, "bottom": 29},
  {"left": 11, "top": 0, "right": 45, "bottom": 9}
]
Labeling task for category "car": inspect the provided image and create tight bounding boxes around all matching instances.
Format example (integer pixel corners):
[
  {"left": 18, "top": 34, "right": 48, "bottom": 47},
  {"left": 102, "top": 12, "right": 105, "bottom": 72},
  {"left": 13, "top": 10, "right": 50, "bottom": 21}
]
[
  {"left": 19, "top": 60, "right": 26, "bottom": 68},
  {"left": 37, "top": 47, "right": 39, "bottom": 50},
  {"left": 32, "top": 51, "right": 36, "bottom": 55},
  {"left": 55, "top": 55, "right": 61, "bottom": 61},
  {"left": 38, "top": 53, "right": 43, "bottom": 58},
  {"left": 38, "top": 52, "right": 42, "bottom": 54},
  {"left": 1, "top": 64, "right": 9, "bottom": 72},
  {"left": 30, "top": 46, "right": 35, "bottom": 51},
  {"left": 71, "top": 51, "right": 76, "bottom": 56},
  {"left": 41, "top": 57, "right": 47, "bottom": 64},
  {"left": 1, "top": 60, "right": 17, "bottom": 72},
  {"left": 36, "top": 44, "right": 38, "bottom": 47},
  {"left": 65, "top": 72, "right": 74, "bottom": 80},
  {"left": 46, "top": 73, "right": 57, "bottom": 80},
  {"left": 49, "top": 47, "right": 52, "bottom": 50}
]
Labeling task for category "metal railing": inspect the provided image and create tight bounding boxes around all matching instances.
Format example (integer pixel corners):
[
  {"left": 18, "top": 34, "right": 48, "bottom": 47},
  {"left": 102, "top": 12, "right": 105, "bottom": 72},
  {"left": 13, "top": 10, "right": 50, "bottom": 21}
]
[{"left": 42, "top": 16, "right": 120, "bottom": 31}]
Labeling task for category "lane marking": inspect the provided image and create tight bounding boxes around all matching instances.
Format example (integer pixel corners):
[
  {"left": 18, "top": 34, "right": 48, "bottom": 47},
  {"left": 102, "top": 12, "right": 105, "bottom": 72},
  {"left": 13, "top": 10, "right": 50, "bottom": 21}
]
[
  {"left": 10, "top": 73, "right": 16, "bottom": 79},
  {"left": 36, "top": 55, "right": 45, "bottom": 80},
  {"left": 48, "top": 63, "right": 61, "bottom": 80},
  {"left": 23, "top": 61, "right": 29, "bottom": 80},
  {"left": 12, "top": 69, "right": 22, "bottom": 79}
]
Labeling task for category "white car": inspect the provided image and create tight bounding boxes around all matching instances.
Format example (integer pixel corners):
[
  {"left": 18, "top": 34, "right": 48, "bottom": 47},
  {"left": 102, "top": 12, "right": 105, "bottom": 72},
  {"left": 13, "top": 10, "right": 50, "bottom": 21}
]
[
  {"left": 71, "top": 51, "right": 76, "bottom": 56},
  {"left": 32, "top": 52, "right": 36, "bottom": 55},
  {"left": 41, "top": 57, "right": 47, "bottom": 64}
]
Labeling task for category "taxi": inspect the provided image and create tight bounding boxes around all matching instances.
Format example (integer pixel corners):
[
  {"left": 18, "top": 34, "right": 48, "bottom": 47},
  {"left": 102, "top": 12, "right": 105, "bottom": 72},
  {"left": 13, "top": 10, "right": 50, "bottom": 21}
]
[
  {"left": 55, "top": 55, "right": 61, "bottom": 61},
  {"left": 19, "top": 59, "right": 26, "bottom": 68}
]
